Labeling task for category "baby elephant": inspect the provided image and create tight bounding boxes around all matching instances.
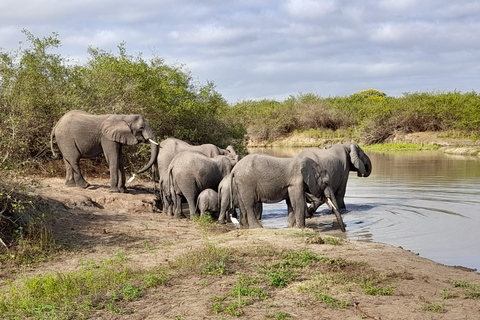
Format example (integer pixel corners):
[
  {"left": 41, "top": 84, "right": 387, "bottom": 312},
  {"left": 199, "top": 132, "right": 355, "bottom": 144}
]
[{"left": 196, "top": 189, "right": 219, "bottom": 218}]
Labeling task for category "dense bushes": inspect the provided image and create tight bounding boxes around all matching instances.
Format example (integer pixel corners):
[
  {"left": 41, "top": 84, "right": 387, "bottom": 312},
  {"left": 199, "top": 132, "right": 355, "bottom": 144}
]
[
  {"left": 0, "top": 30, "right": 245, "bottom": 174},
  {"left": 1, "top": 31, "right": 479, "bottom": 176},
  {"left": 230, "top": 90, "right": 480, "bottom": 144}
]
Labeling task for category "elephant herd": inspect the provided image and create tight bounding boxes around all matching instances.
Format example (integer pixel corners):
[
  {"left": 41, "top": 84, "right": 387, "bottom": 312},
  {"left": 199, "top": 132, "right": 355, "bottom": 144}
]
[{"left": 50, "top": 110, "right": 373, "bottom": 231}]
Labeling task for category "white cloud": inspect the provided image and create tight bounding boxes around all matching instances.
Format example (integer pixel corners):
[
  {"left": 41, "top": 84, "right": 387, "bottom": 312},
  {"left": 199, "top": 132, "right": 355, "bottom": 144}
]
[
  {"left": 284, "top": 0, "right": 337, "bottom": 19},
  {"left": 0, "top": 0, "right": 479, "bottom": 101}
]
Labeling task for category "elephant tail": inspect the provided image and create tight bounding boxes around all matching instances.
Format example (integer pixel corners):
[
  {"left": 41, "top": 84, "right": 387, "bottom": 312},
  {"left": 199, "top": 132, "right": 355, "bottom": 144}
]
[{"left": 50, "top": 125, "right": 59, "bottom": 160}]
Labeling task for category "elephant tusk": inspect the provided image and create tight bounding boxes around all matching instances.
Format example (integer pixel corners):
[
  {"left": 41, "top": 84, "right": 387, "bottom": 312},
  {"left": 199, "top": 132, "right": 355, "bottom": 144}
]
[
  {"left": 148, "top": 139, "right": 159, "bottom": 145},
  {"left": 326, "top": 198, "right": 338, "bottom": 211},
  {"left": 127, "top": 174, "right": 136, "bottom": 183}
]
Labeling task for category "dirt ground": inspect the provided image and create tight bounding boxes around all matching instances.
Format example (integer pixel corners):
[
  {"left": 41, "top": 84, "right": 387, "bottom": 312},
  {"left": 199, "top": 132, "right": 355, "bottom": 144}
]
[{"left": 1, "top": 175, "right": 473, "bottom": 320}]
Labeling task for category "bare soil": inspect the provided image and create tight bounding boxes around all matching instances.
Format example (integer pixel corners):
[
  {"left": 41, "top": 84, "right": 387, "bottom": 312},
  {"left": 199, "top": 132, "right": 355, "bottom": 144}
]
[{"left": 2, "top": 176, "right": 477, "bottom": 319}]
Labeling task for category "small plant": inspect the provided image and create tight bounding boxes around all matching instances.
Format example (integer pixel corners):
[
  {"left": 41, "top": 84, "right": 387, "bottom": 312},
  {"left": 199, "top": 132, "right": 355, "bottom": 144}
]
[
  {"left": 442, "top": 287, "right": 455, "bottom": 299},
  {"left": 316, "top": 293, "right": 351, "bottom": 308},
  {"left": 209, "top": 274, "right": 268, "bottom": 316},
  {"left": 451, "top": 279, "right": 480, "bottom": 299},
  {"left": 193, "top": 214, "right": 215, "bottom": 234},
  {"left": 266, "top": 311, "right": 293, "bottom": 319},
  {"left": 420, "top": 302, "right": 446, "bottom": 313},
  {"left": 360, "top": 282, "right": 396, "bottom": 296},
  {"left": 172, "top": 242, "right": 230, "bottom": 276}
]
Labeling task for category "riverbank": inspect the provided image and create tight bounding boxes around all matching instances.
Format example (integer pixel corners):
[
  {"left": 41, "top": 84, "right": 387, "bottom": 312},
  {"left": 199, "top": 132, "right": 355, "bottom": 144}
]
[
  {"left": 1, "top": 177, "right": 479, "bottom": 319},
  {"left": 247, "top": 131, "right": 480, "bottom": 156}
]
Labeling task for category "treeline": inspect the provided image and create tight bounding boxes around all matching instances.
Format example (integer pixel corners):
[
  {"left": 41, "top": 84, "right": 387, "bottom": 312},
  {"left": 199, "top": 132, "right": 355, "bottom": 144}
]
[
  {"left": 231, "top": 89, "right": 480, "bottom": 145},
  {"left": 0, "top": 30, "right": 245, "bottom": 174},
  {"left": 2, "top": 31, "right": 480, "bottom": 175}
]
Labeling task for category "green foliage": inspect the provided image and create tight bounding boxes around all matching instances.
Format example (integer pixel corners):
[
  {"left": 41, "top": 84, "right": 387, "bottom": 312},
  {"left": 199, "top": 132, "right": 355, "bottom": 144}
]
[
  {"left": 0, "top": 253, "right": 168, "bottom": 319},
  {"left": 420, "top": 302, "right": 446, "bottom": 313},
  {"left": 172, "top": 242, "right": 231, "bottom": 276},
  {"left": 0, "top": 177, "right": 57, "bottom": 263},
  {"left": 265, "top": 311, "right": 293, "bottom": 319},
  {"left": 451, "top": 279, "right": 480, "bottom": 299},
  {"left": 230, "top": 89, "right": 480, "bottom": 145},
  {"left": 360, "top": 282, "right": 396, "bottom": 295},
  {"left": 0, "top": 31, "right": 244, "bottom": 174}
]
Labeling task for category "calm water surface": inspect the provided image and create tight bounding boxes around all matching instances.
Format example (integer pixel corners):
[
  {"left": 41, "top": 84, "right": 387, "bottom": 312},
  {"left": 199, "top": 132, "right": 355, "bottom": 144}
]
[{"left": 248, "top": 147, "right": 480, "bottom": 271}]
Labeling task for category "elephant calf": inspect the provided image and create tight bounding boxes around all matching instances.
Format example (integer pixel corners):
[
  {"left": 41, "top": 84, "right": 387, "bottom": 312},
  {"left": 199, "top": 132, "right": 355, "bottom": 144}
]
[{"left": 196, "top": 188, "right": 219, "bottom": 218}]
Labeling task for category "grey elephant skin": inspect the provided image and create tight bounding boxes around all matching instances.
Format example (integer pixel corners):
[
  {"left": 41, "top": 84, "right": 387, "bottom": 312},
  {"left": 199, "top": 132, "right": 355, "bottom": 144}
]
[
  {"left": 50, "top": 110, "right": 158, "bottom": 193},
  {"left": 296, "top": 142, "right": 372, "bottom": 215},
  {"left": 196, "top": 188, "right": 219, "bottom": 218},
  {"left": 230, "top": 153, "right": 344, "bottom": 230},
  {"left": 167, "top": 151, "right": 238, "bottom": 219},
  {"left": 138, "top": 137, "right": 237, "bottom": 212},
  {"left": 217, "top": 173, "right": 262, "bottom": 224}
]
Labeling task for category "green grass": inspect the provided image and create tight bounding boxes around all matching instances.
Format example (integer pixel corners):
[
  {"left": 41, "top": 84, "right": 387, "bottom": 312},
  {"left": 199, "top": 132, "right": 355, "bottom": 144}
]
[
  {"left": 451, "top": 279, "right": 480, "bottom": 299},
  {"left": 360, "top": 282, "right": 396, "bottom": 295},
  {"left": 0, "top": 252, "right": 168, "bottom": 319},
  {"left": 363, "top": 142, "right": 438, "bottom": 151},
  {"left": 420, "top": 302, "right": 446, "bottom": 313},
  {"left": 172, "top": 242, "right": 231, "bottom": 276},
  {"left": 265, "top": 311, "right": 293, "bottom": 319}
]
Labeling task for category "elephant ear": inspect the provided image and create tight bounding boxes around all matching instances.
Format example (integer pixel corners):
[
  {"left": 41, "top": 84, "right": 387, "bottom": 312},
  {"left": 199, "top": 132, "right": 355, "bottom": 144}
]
[
  {"left": 349, "top": 143, "right": 367, "bottom": 176},
  {"left": 300, "top": 157, "right": 321, "bottom": 196},
  {"left": 101, "top": 116, "right": 138, "bottom": 145}
]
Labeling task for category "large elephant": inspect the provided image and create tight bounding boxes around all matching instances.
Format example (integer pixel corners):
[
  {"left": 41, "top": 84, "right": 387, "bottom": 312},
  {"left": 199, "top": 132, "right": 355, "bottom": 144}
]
[
  {"left": 137, "top": 137, "right": 237, "bottom": 212},
  {"left": 231, "top": 153, "right": 344, "bottom": 230},
  {"left": 296, "top": 142, "right": 372, "bottom": 215},
  {"left": 167, "top": 151, "right": 239, "bottom": 219},
  {"left": 50, "top": 110, "right": 158, "bottom": 193}
]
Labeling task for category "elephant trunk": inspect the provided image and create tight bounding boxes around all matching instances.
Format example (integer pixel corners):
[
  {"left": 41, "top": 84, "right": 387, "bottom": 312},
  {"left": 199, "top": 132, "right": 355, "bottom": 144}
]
[
  {"left": 361, "top": 156, "right": 372, "bottom": 178},
  {"left": 324, "top": 187, "right": 346, "bottom": 232},
  {"left": 136, "top": 140, "right": 159, "bottom": 174}
]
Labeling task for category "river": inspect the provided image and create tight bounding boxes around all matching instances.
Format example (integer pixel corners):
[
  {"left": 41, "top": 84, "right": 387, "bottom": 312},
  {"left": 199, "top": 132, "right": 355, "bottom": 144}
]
[{"left": 248, "top": 147, "right": 480, "bottom": 271}]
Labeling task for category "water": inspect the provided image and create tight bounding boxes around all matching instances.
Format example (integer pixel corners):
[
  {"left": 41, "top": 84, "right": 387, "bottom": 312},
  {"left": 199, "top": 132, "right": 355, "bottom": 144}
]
[{"left": 248, "top": 147, "right": 480, "bottom": 271}]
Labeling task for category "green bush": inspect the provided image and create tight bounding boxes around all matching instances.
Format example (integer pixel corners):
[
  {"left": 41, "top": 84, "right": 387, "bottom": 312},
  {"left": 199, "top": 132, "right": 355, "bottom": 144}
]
[
  {"left": 0, "top": 30, "right": 245, "bottom": 174},
  {"left": 230, "top": 90, "right": 480, "bottom": 144}
]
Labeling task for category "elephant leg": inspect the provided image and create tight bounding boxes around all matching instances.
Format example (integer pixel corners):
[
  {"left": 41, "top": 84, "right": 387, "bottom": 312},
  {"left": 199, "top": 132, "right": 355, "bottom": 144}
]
[
  {"left": 244, "top": 201, "right": 263, "bottom": 229},
  {"left": 286, "top": 198, "right": 295, "bottom": 227},
  {"left": 66, "top": 157, "right": 90, "bottom": 189},
  {"left": 173, "top": 193, "right": 183, "bottom": 219},
  {"left": 117, "top": 151, "right": 127, "bottom": 193},
  {"left": 185, "top": 194, "right": 198, "bottom": 218},
  {"left": 254, "top": 202, "right": 263, "bottom": 220},
  {"left": 103, "top": 142, "right": 123, "bottom": 193},
  {"left": 288, "top": 189, "right": 306, "bottom": 228},
  {"left": 63, "top": 159, "right": 76, "bottom": 187}
]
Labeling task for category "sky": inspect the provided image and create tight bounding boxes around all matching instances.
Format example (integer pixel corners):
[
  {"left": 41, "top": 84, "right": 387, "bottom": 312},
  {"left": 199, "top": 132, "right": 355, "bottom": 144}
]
[{"left": 1, "top": 0, "right": 479, "bottom": 103}]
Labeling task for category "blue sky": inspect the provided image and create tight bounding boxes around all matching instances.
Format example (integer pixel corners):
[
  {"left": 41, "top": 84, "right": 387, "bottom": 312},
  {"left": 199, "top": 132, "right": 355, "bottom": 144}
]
[{"left": 1, "top": 0, "right": 479, "bottom": 103}]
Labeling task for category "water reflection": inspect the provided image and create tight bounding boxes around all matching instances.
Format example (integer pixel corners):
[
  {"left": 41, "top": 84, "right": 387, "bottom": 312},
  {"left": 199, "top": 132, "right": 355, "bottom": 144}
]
[{"left": 248, "top": 147, "right": 480, "bottom": 271}]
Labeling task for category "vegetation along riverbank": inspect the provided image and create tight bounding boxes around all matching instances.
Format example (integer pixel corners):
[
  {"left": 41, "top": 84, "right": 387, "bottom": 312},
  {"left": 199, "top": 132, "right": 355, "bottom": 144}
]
[{"left": 1, "top": 32, "right": 479, "bottom": 319}]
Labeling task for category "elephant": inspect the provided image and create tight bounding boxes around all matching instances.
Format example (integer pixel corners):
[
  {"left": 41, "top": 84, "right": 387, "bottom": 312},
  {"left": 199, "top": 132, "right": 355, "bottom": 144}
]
[
  {"left": 196, "top": 188, "right": 219, "bottom": 218},
  {"left": 217, "top": 172, "right": 262, "bottom": 225},
  {"left": 296, "top": 142, "right": 372, "bottom": 216},
  {"left": 50, "top": 110, "right": 158, "bottom": 193},
  {"left": 230, "top": 153, "right": 344, "bottom": 230},
  {"left": 167, "top": 151, "right": 239, "bottom": 219},
  {"left": 137, "top": 137, "right": 237, "bottom": 212}
]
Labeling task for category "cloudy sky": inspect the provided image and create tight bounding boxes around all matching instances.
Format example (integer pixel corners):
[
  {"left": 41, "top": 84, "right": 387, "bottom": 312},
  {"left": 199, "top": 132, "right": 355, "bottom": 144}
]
[{"left": 1, "top": 0, "right": 479, "bottom": 103}]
